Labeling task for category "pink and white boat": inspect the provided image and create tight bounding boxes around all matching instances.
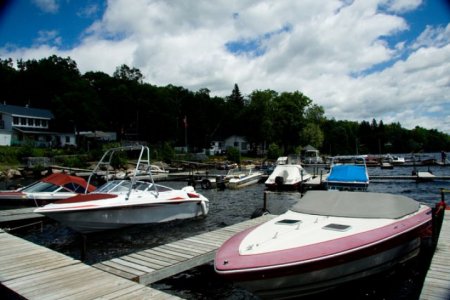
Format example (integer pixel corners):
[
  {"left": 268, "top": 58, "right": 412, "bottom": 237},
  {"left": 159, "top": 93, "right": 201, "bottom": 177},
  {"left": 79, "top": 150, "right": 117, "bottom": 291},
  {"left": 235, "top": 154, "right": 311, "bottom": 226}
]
[{"left": 215, "top": 191, "right": 432, "bottom": 298}]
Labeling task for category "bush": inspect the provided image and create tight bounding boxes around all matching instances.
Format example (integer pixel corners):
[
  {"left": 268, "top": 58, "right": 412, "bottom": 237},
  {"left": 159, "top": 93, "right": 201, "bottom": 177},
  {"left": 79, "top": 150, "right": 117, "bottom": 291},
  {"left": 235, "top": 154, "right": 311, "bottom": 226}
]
[
  {"left": 226, "top": 147, "right": 241, "bottom": 164},
  {"left": 267, "top": 143, "right": 282, "bottom": 159}
]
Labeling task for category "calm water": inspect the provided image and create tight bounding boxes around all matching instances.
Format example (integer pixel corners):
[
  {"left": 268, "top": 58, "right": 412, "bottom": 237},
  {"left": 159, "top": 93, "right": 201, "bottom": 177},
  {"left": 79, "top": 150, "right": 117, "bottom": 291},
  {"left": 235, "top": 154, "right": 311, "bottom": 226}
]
[{"left": 7, "top": 161, "right": 450, "bottom": 300}]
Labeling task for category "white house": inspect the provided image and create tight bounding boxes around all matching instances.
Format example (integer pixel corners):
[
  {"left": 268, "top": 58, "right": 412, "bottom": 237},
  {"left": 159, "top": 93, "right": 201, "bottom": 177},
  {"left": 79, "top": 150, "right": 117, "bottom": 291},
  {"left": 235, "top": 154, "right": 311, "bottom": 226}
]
[
  {"left": 0, "top": 103, "right": 78, "bottom": 147},
  {"left": 223, "top": 135, "right": 250, "bottom": 154}
]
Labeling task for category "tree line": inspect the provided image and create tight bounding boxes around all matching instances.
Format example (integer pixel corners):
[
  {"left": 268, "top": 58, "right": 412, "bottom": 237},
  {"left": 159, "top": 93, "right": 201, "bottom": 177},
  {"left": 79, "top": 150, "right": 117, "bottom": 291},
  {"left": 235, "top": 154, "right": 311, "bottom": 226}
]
[{"left": 0, "top": 55, "right": 449, "bottom": 156}]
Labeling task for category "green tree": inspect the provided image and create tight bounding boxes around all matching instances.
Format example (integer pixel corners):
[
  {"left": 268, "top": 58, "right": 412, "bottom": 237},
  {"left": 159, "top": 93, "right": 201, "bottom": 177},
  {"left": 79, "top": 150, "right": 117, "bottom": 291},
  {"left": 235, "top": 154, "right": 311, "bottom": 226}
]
[
  {"left": 272, "top": 91, "right": 312, "bottom": 153},
  {"left": 113, "top": 64, "right": 144, "bottom": 83},
  {"left": 301, "top": 123, "right": 324, "bottom": 149}
]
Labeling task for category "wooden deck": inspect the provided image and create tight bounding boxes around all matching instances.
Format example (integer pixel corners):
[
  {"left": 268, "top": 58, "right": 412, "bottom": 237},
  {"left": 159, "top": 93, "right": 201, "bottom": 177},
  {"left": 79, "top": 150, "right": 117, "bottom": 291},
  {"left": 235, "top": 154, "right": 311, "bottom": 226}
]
[
  {"left": 420, "top": 211, "right": 450, "bottom": 300},
  {"left": 0, "top": 229, "right": 181, "bottom": 299},
  {"left": 93, "top": 214, "right": 276, "bottom": 285}
]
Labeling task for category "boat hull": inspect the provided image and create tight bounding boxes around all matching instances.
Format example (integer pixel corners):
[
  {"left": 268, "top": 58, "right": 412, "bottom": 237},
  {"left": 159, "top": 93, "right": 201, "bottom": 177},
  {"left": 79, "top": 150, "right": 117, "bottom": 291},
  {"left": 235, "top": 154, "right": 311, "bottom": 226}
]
[
  {"left": 228, "top": 175, "right": 262, "bottom": 189},
  {"left": 42, "top": 201, "right": 208, "bottom": 233},
  {"left": 222, "top": 236, "right": 422, "bottom": 299},
  {"left": 264, "top": 165, "right": 312, "bottom": 191}
]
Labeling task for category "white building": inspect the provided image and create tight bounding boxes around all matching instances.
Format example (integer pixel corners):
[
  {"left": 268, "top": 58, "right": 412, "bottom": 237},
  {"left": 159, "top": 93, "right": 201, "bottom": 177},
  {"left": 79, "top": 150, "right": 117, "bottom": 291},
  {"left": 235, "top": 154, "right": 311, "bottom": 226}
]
[{"left": 0, "top": 104, "right": 76, "bottom": 147}]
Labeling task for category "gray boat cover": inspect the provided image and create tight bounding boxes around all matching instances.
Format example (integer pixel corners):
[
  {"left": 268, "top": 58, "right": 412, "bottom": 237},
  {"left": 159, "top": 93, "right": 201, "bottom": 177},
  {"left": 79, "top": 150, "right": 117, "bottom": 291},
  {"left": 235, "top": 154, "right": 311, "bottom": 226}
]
[{"left": 291, "top": 191, "right": 421, "bottom": 219}]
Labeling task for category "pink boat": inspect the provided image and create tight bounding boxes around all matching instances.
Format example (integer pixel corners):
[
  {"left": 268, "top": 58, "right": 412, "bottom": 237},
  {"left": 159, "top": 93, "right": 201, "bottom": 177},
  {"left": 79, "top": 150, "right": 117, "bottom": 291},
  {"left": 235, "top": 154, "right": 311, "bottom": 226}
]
[{"left": 215, "top": 191, "right": 432, "bottom": 298}]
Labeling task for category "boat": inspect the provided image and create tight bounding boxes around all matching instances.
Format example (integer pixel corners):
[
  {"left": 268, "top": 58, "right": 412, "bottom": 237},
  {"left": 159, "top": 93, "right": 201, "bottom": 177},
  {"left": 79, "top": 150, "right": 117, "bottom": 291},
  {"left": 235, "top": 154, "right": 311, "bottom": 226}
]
[
  {"left": 214, "top": 190, "right": 432, "bottom": 299},
  {"left": 264, "top": 164, "right": 312, "bottom": 191},
  {"left": 324, "top": 155, "right": 369, "bottom": 191},
  {"left": 227, "top": 167, "right": 264, "bottom": 189},
  {"left": 0, "top": 173, "right": 96, "bottom": 207},
  {"left": 34, "top": 146, "right": 209, "bottom": 233},
  {"left": 302, "top": 149, "right": 323, "bottom": 164}
]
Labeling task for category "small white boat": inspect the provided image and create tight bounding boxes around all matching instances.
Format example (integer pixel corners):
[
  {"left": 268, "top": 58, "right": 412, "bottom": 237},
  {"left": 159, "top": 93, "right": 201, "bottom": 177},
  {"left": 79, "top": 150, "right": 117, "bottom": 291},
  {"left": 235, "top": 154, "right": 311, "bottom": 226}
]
[
  {"left": 227, "top": 167, "right": 264, "bottom": 189},
  {"left": 215, "top": 191, "right": 432, "bottom": 298},
  {"left": 324, "top": 155, "right": 369, "bottom": 191},
  {"left": 264, "top": 164, "right": 312, "bottom": 191},
  {"left": 35, "top": 146, "right": 209, "bottom": 233},
  {"left": 0, "top": 173, "right": 96, "bottom": 207}
]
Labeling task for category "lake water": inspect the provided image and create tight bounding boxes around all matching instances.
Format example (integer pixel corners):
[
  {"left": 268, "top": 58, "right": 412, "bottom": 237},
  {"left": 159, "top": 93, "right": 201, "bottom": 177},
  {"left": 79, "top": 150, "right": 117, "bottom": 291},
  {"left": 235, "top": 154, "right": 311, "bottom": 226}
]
[{"left": 7, "top": 161, "right": 450, "bottom": 300}]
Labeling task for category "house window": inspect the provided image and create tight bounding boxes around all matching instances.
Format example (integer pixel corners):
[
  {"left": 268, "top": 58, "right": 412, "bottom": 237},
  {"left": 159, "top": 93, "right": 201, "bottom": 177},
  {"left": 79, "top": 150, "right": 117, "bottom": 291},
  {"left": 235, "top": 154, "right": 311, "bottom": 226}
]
[
  {"left": 13, "top": 117, "right": 19, "bottom": 125},
  {"left": 234, "top": 142, "right": 239, "bottom": 147},
  {"left": 35, "top": 119, "right": 41, "bottom": 127},
  {"left": 241, "top": 142, "right": 247, "bottom": 150},
  {"left": 41, "top": 120, "right": 48, "bottom": 128},
  {"left": 27, "top": 119, "right": 34, "bottom": 126},
  {"left": 65, "top": 136, "right": 70, "bottom": 143},
  {"left": 20, "top": 118, "right": 26, "bottom": 125}
]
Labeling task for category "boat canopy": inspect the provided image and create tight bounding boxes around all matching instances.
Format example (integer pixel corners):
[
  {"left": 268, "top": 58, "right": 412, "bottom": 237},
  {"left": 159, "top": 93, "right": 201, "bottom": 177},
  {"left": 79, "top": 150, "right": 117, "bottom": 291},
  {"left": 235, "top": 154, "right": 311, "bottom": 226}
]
[
  {"left": 291, "top": 191, "right": 421, "bottom": 219},
  {"left": 327, "top": 165, "right": 368, "bottom": 182}
]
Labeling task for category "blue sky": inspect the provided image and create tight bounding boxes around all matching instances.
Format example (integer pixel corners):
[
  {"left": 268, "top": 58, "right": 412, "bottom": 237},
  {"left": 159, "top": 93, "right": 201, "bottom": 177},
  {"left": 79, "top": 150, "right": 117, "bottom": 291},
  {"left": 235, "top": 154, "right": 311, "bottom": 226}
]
[{"left": 0, "top": 0, "right": 449, "bottom": 133}]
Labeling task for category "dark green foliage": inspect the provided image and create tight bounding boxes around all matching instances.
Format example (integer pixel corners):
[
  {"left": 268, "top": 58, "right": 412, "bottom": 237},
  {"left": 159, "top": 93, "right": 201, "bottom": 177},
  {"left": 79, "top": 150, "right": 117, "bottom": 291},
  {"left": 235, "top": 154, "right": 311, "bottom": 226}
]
[
  {"left": 0, "top": 55, "right": 449, "bottom": 158},
  {"left": 226, "top": 147, "right": 241, "bottom": 163},
  {"left": 267, "top": 143, "right": 282, "bottom": 159}
]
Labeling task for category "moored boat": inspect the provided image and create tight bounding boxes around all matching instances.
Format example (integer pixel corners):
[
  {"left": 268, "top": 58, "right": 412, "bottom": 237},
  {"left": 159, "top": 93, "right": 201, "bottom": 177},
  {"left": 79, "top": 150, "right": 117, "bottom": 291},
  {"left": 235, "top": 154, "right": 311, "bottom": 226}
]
[
  {"left": 34, "top": 146, "right": 209, "bottom": 233},
  {"left": 265, "top": 154, "right": 312, "bottom": 191},
  {"left": 0, "top": 173, "right": 96, "bottom": 207},
  {"left": 324, "top": 155, "right": 369, "bottom": 191},
  {"left": 227, "top": 167, "right": 264, "bottom": 189},
  {"left": 214, "top": 191, "right": 432, "bottom": 299}
]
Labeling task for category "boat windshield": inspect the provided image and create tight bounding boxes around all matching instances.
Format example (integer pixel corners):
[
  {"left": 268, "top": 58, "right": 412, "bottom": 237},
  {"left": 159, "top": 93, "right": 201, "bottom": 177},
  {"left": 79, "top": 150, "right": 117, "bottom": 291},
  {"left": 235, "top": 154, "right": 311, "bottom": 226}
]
[
  {"left": 23, "top": 181, "right": 63, "bottom": 193},
  {"left": 94, "top": 180, "right": 171, "bottom": 193}
]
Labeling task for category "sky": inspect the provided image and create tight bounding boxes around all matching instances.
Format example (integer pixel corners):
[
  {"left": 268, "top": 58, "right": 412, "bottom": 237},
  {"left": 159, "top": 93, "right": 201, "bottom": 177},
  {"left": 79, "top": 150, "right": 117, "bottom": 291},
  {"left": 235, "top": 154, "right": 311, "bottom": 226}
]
[{"left": 0, "top": 0, "right": 449, "bottom": 134}]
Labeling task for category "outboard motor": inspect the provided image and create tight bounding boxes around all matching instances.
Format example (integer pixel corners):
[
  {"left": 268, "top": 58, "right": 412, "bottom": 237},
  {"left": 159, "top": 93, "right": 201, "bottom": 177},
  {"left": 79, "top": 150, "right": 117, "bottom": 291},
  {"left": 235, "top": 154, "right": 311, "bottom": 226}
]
[{"left": 275, "top": 176, "right": 284, "bottom": 186}]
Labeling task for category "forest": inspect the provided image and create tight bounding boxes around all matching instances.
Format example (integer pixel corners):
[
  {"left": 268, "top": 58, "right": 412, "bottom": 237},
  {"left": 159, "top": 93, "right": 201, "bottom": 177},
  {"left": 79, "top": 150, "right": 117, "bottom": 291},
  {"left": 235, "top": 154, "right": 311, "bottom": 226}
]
[{"left": 0, "top": 55, "right": 449, "bottom": 156}]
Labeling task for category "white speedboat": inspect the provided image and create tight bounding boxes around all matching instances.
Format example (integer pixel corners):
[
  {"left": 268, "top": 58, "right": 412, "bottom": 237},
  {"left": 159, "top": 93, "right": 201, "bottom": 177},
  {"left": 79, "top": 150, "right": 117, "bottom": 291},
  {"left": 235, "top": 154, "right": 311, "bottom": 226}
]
[
  {"left": 227, "top": 167, "right": 264, "bottom": 189},
  {"left": 265, "top": 164, "right": 312, "bottom": 191},
  {"left": 35, "top": 146, "right": 209, "bottom": 233},
  {"left": 324, "top": 155, "right": 369, "bottom": 191},
  {"left": 0, "top": 173, "right": 96, "bottom": 207},
  {"left": 215, "top": 191, "right": 432, "bottom": 299}
]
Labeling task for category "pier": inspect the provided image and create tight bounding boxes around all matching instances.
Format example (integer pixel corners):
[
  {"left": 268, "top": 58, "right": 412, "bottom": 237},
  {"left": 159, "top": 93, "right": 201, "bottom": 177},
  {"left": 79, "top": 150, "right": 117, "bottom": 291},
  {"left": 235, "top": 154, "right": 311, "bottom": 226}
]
[
  {"left": 0, "top": 229, "right": 180, "bottom": 299},
  {"left": 92, "top": 214, "right": 276, "bottom": 285},
  {"left": 0, "top": 207, "right": 449, "bottom": 299},
  {"left": 0, "top": 207, "right": 44, "bottom": 226}
]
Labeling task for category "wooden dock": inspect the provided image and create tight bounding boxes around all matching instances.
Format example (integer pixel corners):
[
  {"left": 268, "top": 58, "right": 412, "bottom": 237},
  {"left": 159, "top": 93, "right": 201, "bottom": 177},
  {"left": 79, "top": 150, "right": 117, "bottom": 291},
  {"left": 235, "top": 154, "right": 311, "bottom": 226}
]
[
  {"left": 0, "top": 207, "right": 44, "bottom": 224},
  {"left": 0, "top": 229, "right": 181, "bottom": 299},
  {"left": 93, "top": 214, "right": 276, "bottom": 285},
  {"left": 419, "top": 211, "right": 450, "bottom": 300}
]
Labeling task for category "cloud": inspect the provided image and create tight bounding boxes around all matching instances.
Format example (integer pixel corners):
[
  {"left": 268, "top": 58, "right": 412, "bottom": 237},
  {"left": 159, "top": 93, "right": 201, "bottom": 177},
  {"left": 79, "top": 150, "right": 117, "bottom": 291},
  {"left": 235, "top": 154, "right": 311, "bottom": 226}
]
[
  {"left": 77, "top": 4, "right": 100, "bottom": 18},
  {"left": 32, "top": 0, "right": 59, "bottom": 13},
  {"left": 1, "top": 0, "right": 449, "bottom": 133},
  {"left": 34, "top": 30, "right": 62, "bottom": 46}
]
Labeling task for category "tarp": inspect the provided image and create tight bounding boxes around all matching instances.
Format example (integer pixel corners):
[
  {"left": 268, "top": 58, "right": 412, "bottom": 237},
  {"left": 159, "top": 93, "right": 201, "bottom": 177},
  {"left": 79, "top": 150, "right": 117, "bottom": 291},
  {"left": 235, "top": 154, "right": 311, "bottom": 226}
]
[
  {"left": 291, "top": 191, "right": 421, "bottom": 219},
  {"left": 327, "top": 165, "right": 368, "bottom": 183}
]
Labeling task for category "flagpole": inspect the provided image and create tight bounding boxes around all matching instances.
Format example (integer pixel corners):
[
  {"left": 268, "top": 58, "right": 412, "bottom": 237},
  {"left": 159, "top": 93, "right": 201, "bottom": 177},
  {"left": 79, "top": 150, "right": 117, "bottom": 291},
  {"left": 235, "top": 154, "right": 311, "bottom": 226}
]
[{"left": 184, "top": 116, "right": 188, "bottom": 152}]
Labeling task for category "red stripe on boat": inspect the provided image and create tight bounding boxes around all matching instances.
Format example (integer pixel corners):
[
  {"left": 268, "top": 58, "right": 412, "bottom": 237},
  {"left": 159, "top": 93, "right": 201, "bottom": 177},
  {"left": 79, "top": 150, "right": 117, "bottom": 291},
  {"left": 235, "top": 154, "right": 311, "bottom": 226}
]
[{"left": 55, "top": 193, "right": 118, "bottom": 204}]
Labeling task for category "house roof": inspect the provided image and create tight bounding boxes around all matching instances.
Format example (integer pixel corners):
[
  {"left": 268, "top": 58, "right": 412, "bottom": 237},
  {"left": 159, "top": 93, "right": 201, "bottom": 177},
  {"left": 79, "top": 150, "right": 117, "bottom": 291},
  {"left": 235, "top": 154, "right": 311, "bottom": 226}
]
[{"left": 0, "top": 104, "right": 53, "bottom": 119}]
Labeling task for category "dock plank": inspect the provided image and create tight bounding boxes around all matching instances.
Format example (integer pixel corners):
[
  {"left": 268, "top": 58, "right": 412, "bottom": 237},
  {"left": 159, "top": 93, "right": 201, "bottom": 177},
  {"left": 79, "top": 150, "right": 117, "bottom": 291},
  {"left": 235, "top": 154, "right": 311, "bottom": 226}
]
[
  {"left": 0, "top": 229, "right": 178, "bottom": 299},
  {"left": 94, "top": 214, "right": 276, "bottom": 286},
  {"left": 420, "top": 212, "right": 450, "bottom": 300}
]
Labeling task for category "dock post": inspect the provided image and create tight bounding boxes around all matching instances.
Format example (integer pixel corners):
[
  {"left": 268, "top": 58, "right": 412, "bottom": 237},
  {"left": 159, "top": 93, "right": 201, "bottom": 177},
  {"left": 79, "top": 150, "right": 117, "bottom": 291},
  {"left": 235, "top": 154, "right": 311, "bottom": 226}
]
[
  {"left": 80, "top": 234, "right": 87, "bottom": 261},
  {"left": 263, "top": 191, "right": 267, "bottom": 211},
  {"left": 432, "top": 188, "right": 448, "bottom": 245}
]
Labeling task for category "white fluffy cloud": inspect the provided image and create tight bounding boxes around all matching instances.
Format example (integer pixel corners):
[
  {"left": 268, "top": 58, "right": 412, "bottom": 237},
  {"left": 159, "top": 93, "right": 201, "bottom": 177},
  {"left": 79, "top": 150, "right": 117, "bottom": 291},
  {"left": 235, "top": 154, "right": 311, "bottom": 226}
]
[{"left": 2, "top": 0, "right": 450, "bottom": 133}]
